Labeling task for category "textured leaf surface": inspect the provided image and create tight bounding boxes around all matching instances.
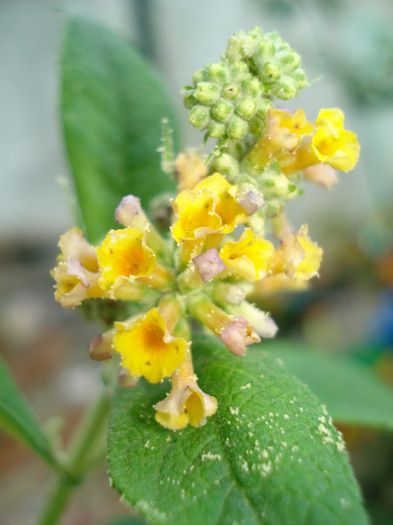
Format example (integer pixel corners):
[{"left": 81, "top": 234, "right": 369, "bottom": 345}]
[
  {"left": 0, "top": 356, "right": 57, "bottom": 468},
  {"left": 268, "top": 343, "right": 393, "bottom": 431},
  {"left": 60, "top": 15, "right": 178, "bottom": 243},
  {"left": 108, "top": 336, "right": 367, "bottom": 525}
]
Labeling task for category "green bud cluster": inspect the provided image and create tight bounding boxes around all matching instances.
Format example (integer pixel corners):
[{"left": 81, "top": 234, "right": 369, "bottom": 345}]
[
  {"left": 184, "top": 60, "right": 271, "bottom": 140},
  {"left": 184, "top": 27, "right": 307, "bottom": 141},
  {"left": 224, "top": 28, "right": 308, "bottom": 100}
]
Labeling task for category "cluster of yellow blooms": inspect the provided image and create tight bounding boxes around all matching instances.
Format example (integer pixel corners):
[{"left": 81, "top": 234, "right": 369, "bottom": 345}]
[{"left": 52, "top": 27, "right": 360, "bottom": 430}]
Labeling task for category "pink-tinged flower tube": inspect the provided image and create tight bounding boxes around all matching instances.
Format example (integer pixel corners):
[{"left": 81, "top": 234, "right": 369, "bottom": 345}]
[
  {"left": 302, "top": 164, "right": 338, "bottom": 189},
  {"left": 220, "top": 316, "right": 260, "bottom": 356},
  {"left": 154, "top": 348, "right": 217, "bottom": 430},
  {"left": 192, "top": 248, "right": 226, "bottom": 282},
  {"left": 188, "top": 295, "right": 260, "bottom": 356},
  {"left": 52, "top": 227, "right": 105, "bottom": 308}
]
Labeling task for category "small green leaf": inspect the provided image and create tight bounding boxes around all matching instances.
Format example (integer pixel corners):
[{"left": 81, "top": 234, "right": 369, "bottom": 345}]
[
  {"left": 0, "top": 356, "right": 58, "bottom": 469},
  {"left": 267, "top": 342, "right": 393, "bottom": 431},
  {"left": 108, "top": 336, "right": 368, "bottom": 525},
  {"left": 60, "top": 15, "right": 179, "bottom": 243}
]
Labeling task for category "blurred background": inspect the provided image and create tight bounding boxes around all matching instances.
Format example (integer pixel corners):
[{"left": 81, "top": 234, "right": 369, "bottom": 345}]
[{"left": 0, "top": 0, "right": 392, "bottom": 523}]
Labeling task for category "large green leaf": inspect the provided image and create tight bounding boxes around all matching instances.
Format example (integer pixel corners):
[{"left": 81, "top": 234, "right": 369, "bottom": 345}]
[
  {"left": 267, "top": 342, "right": 393, "bottom": 431},
  {"left": 0, "top": 356, "right": 59, "bottom": 470},
  {"left": 108, "top": 336, "right": 368, "bottom": 525},
  {"left": 60, "top": 15, "right": 179, "bottom": 244}
]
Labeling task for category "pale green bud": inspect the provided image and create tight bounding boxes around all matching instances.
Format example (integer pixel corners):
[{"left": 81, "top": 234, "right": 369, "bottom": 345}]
[
  {"left": 265, "top": 199, "right": 283, "bottom": 218},
  {"left": 274, "top": 77, "right": 297, "bottom": 100},
  {"left": 226, "top": 116, "right": 248, "bottom": 139},
  {"left": 183, "top": 91, "right": 196, "bottom": 109},
  {"left": 223, "top": 83, "right": 242, "bottom": 101},
  {"left": 260, "top": 62, "right": 281, "bottom": 82},
  {"left": 213, "top": 153, "right": 239, "bottom": 180},
  {"left": 248, "top": 116, "right": 264, "bottom": 135},
  {"left": 192, "top": 68, "right": 208, "bottom": 84},
  {"left": 194, "top": 82, "right": 221, "bottom": 105},
  {"left": 212, "top": 99, "right": 234, "bottom": 123},
  {"left": 189, "top": 105, "right": 210, "bottom": 129},
  {"left": 255, "top": 98, "right": 271, "bottom": 118},
  {"left": 235, "top": 97, "right": 257, "bottom": 120},
  {"left": 262, "top": 172, "right": 295, "bottom": 198},
  {"left": 208, "top": 62, "right": 228, "bottom": 83},
  {"left": 243, "top": 77, "right": 262, "bottom": 97},
  {"left": 230, "top": 62, "right": 250, "bottom": 82},
  {"left": 208, "top": 120, "right": 226, "bottom": 138},
  {"left": 279, "top": 51, "right": 301, "bottom": 72}
]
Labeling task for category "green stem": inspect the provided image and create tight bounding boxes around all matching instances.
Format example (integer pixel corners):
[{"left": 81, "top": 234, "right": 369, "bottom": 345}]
[{"left": 36, "top": 361, "right": 117, "bottom": 525}]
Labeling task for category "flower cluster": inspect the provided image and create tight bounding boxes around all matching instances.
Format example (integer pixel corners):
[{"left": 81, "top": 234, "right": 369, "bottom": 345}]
[{"left": 52, "top": 28, "right": 359, "bottom": 430}]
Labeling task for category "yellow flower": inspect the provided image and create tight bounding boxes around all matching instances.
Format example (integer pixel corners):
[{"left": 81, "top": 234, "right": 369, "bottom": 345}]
[
  {"left": 271, "top": 225, "right": 323, "bottom": 281},
  {"left": 311, "top": 108, "right": 360, "bottom": 172},
  {"left": 97, "top": 228, "right": 156, "bottom": 292},
  {"left": 279, "top": 108, "right": 360, "bottom": 174},
  {"left": 113, "top": 308, "right": 188, "bottom": 383},
  {"left": 52, "top": 227, "right": 104, "bottom": 308},
  {"left": 246, "top": 108, "right": 314, "bottom": 170},
  {"left": 171, "top": 173, "right": 247, "bottom": 244},
  {"left": 154, "top": 349, "right": 217, "bottom": 430},
  {"left": 219, "top": 229, "right": 274, "bottom": 282},
  {"left": 171, "top": 189, "right": 222, "bottom": 243},
  {"left": 194, "top": 173, "right": 247, "bottom": 231}
]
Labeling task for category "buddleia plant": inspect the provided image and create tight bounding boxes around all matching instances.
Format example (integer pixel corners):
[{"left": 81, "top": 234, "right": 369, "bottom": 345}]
[{"left": 5, "top": 18, "right": 382, "bottom": 525}]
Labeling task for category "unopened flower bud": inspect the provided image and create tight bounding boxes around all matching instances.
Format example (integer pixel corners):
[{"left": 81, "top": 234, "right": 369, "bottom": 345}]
[
  {"left": 236, "top": 184, "right": 265, "bottom": 215},
  {"left": 88, "top": 331, "right": 114, "bottom": 361},
  {"left": 212, "top": 99, "right": 234, "bottom": 123},
  {"left": 208, "top": 62, "right": 228, "bottom": 83},
  {"left": 189, "top": 105, "right": 210, "bottom": 129},
  {"left": 192, "top": 248, "right": 226, "bottom": 282},
  {"left": 212, "top": 153, "right": 239, "bottom": 181},
  {"left": 226, "top": 115, "right": 248, "bottom": 139},
  {"left": 115, "top": 195, "right": 146, "bottom": 230},
  {"left": 220, "top": 316, "right": 260, "bottom": 356},
  {"left": 235, "top": 97, "right": 257, "bottom": 120},
  {"left": 194, "top": 82, "right": 222, "bottom": 105}
]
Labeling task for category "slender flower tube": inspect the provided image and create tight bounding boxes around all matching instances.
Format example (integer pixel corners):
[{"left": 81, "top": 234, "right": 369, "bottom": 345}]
[
  {"left": 188, "top": 295, "right": 260, "bottom": 356},
  {"left": 154, "top": 347, "right": 217, "bottom": 430}
]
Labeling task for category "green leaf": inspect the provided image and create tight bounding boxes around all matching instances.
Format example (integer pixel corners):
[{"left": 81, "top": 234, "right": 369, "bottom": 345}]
[
  {"left": 60, "top": 14, "right": 179, "bottom": 244},
  {"left": 0, "top": 356, "right": 58, "bottom": 469},
  {"left": 108, "top": 336, "right": 368, "bottom": 525},
  {"left": 267, "top": 342, "right": 393, "bottom": 432}
]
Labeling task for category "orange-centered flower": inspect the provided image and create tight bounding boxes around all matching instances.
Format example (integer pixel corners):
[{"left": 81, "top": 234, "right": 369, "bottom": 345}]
[
  {"left": 113, "top": 308, "right": 188, "bottom": 383},
  {"left": 97, "top": 227, "right": 156, "bottom": 291},
  {"left": 171, "top": 173, "right": 247, "bottom": 243}
]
